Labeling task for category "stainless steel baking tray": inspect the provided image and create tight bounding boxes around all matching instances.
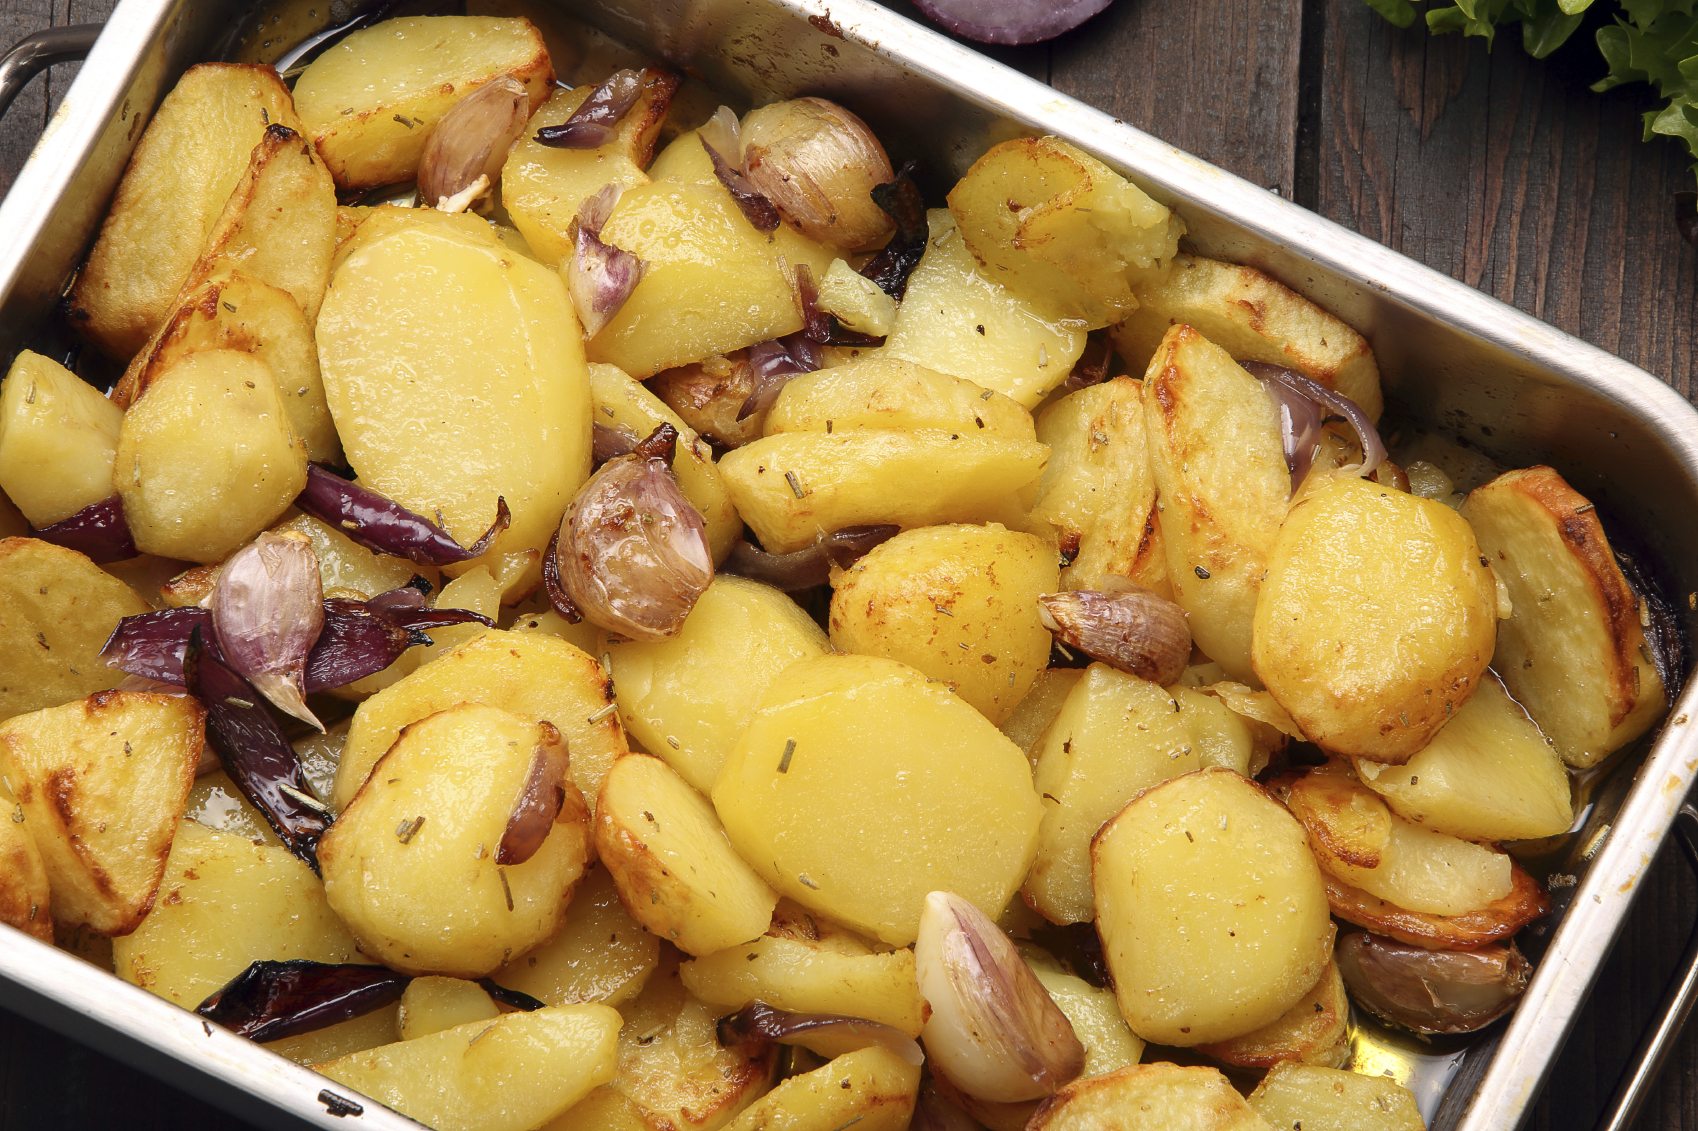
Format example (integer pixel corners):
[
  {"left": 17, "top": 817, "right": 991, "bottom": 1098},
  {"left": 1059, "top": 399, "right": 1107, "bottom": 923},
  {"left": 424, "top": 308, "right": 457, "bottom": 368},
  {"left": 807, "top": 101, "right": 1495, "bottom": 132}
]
[{"left": 4, "top": 0, "right": 1698, "bottom": 1127}]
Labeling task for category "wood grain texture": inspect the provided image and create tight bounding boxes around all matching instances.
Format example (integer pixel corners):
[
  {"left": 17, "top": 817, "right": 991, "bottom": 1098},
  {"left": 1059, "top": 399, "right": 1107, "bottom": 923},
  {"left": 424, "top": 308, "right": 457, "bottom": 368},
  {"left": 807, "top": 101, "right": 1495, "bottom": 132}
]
[{"left": 0, "top": 0, "right": 117, "bottom": 198}]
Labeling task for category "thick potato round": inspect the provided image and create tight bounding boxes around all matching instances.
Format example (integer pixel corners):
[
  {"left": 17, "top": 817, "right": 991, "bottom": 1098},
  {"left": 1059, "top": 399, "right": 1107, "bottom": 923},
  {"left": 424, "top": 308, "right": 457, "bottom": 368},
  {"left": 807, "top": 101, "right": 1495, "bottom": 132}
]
[
  {"left": 318, "top": 704, "right": 593, "bottom": 977},
  {"left": 492, "top": 864, "right": 658, "bottom": 1007},
  {"left": 0, "top": 351, "right": 123, "bottom": 526},
  {"left": 1092, "top": 768, "right": 1333, "bottom": 1046},
  {"left": 1029, "top": 1063, "right": 1269, "bottom": 1131},
  {"left": 114, "top": 350, "right": 308, "bottom": 562},
  {"left": 1247, "top": 1063, "right": 1424, "bottom": 1131},
  {"left": 1252, "top": 473, "right": 1497, "bottom": 761},
  {"left": 714, "top": 654, "right": 1042, "bottom": 945},
  {"left": 828, "top": 524, "right": 1057, "bottom": 724},
  {"left": 595, "top": 753, "right": 778, "bottom": 956},
  {"left": 1194, "top": 960, "right": 1350, "bottom": 1069},
  {"left": 397, "top": 977, "right": 501, "bottom": 1041}
]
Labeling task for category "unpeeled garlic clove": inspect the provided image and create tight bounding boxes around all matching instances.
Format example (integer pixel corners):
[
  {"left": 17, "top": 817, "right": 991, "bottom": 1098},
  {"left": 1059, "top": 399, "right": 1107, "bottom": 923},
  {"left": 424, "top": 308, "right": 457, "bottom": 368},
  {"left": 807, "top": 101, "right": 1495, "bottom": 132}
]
[
  {"left": 210, "top": 531, "right": 325, "bottom": 730},
  {"left": 915, "top": 891, "right": 1085, "bottom": 1104},
  {"left": 1337, "top": 932, "right": 1530, "bottom": 1035},
  {"left": 1038, "top": 585, "right": 1191, "bottom": 686},
  {"left": 741, "top": 97, "right": 896, "bottom": 249},
  {"left": 417, "top": 75, "right": 530, "bottom": 209},
  {"left": 568, "top": 184, "right": 646, "bottom": 340}
]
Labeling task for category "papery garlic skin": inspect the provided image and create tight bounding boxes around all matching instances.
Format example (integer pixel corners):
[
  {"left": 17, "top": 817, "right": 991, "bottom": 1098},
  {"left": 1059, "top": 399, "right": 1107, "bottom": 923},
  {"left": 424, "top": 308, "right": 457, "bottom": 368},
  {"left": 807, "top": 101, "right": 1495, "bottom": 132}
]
[
  {"left": 1037, "top": 586, "right": 1191, "bottom": 685},
  {"left": 417, "top": 75, "right": 529, "bottom": 209},
  {"left": 210, "top": 531, "right": 325, "bottom": 729},
  {"left": 916, "top": 891, "right": 1085, "bottom": 1104},
  {"left": 741, "top": 98, "right": 896, "bottom": 248}
]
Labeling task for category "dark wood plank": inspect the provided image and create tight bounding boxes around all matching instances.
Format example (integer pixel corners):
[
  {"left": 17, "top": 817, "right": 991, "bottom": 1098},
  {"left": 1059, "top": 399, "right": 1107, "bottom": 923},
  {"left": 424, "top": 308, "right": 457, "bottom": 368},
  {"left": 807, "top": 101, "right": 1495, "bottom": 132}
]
[{"left": 0, "top": 0, "right": 118, "bottom": 199}]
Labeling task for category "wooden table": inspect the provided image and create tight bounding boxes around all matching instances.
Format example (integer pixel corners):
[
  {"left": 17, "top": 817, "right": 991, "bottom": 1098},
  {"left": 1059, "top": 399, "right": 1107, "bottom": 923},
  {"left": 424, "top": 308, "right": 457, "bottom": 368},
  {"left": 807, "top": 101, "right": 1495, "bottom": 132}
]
[{"left": 1, "top": 0, "right": 1694, "bottom": 1126}]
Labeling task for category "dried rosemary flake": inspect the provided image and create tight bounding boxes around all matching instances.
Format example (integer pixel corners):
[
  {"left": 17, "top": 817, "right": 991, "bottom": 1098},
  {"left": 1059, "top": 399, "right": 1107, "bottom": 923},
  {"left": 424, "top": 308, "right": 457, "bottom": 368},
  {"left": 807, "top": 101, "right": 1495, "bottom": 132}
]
[
  {"left": 636, "top": 1024, "right": 667, "bottom": 1044},
  {"left": 467, "top": 1021, "right": 500, "bottom": 1046},
  {"left": 979, "top": 387, "right": 993, "bottom": 399},
  {"left": 499, "top": 867, "right": 514, "bottom": 910},
  {"left": 798, "top": 873, "right": 820, "bottom": 890},
  {"left": 777, "top": 738, "right": 796, "bottom": 774},
  {"left": 1574, "top": 502, "right": 1595, "bottom": 514},
  {"left": 395, "top": 815, "right": 425, "bottom": 844},
  {"left": 785, "top": 470, "right": 806, "bottom": 499},
  {"left": 224, "top": 696, "right": 255, "bottom": 710},
  {"left": 10, "top": 805, "right": 22, "bottom": 824},
  {"left": 1193, "top": 565, "right": 1210, "bottom": 580},
  {"left": 23, "top": 382, "right": 35, "bottom": 405},
  {"left": 666, "top": 736, "right": 680, "bottom": 749},
  {"left": 587, "top": 702, "right": 618, "bottom": 724},
  {"left": 935, "top": 605, "right": 953, "bottom": 616},
  {"left": 280, "top": 784, "right": 331, "bottom": 815},
  {"left": 340, "top": 519, "right": 360, "bottom": 531}
]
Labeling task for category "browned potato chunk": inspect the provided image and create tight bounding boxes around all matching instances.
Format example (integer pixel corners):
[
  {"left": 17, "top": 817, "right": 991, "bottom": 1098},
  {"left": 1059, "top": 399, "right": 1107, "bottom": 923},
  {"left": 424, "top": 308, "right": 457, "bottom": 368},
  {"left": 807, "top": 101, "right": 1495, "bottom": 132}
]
[
  {"left": 764, "top": 356, "right": 1036, "bottom": 440},
  {"left": 723, "top": 1047, "right": 920, "bottom": 1131},
  {"left": 1195, "top": 961, "right": 1350, "bottom": 1069},
  {"left": 1247, "top": 1063, "right": 1424, "bottom": 1131},
  {"left": 0, "top": 776, "right": 51, "bottom": 941},
  {"left": 0, "top": 351, "right": 124, "bottom": 526},
  {"left": 1029, "top": 1063, "right": 1272, "bottom": 1130},
  {"left": 828, "top": 524, "right": 1057, "bottom": 724},
  {"left": 492, "top": 864, "right": 659, "bottom": 1007},
  {"left": 1464, "top": 466, "right": 1666, "bottom": 767},
  {"left": 1320, "top": 866, "right": 1550, "bottom": 950},
  {"left": 1253, "top": 474, "right": 1497, "bottom": 762},
  {"left": 1114, "top": 255, "right": 1384, "bottom": 422},
  {"left": 318, "top": 704, "right": 593, "bottom": 977},
  {"left": 68, "top": 64, "right": 302, "bottom": 359},
  {"left": 1143, "top": 325, "right": 1289, "bottom": 681},
  {"left": 294, "top": 16, "right": 553, "bottom": 189}
]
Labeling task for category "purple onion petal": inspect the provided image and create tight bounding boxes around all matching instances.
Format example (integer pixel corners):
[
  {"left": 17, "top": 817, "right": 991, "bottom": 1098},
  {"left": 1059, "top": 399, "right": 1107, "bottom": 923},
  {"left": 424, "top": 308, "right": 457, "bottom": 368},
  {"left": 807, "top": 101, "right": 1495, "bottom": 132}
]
[
  {"left": 570, "top": 226, "right": 646, "bottom": 339},
  {"left": 858, "top": 161, "right": 927, "bottom": 299},
  {"left": 385, "top": 606, "right": 495, "bottom": 633},
  {"left": 197, "top": 961, "right": 410, "bottom": 1043},
  {"left": 702, "top": 136, "right": 780, "bottom": 232},
  {"left": 535, "top": 68, "right": 644, "bottom": 149},
  {"left": 720, "top": 525, "right": 899, "bottom": 591},
  {"left": 1063, "top": 331, "right": 1112, "bottom": 392},
  {"left": 717, "top": 1001, "right": 923, "bottom": 1067},
  {"left": 495, "top": 728, "right": 568, "bottom": 866},
  {"left": 1239, "top": 361, "right": 1385, "bottom": 487},
  {"left": 296, "top": 464, "right": 510, "bottom": 567},
  {"left": 912, "top": 0, "right": 1112, "bottom": 45},
  {"left": 365, "top": 586, "right": 429, "bottom": 613},
  {"left": 542, "top": 528, "right": 584, "bottom": 623},
  {"left": 737, "top": 333, "right": 823, "bottom": 421},
  {"left": 184, "top": 629, "right": 331, "bottom": 873},
  {"left": 33, "top": 495, "right": 137, "bottom": 563},
  {"left": 100, "top": 608, "right": 216, "bottom": 684},
  {"left": 302, "top": 598, "right": 425, "bottom": 693},
  {"left": 476, "top": 979, "right": 548, "bottom": 1012}
]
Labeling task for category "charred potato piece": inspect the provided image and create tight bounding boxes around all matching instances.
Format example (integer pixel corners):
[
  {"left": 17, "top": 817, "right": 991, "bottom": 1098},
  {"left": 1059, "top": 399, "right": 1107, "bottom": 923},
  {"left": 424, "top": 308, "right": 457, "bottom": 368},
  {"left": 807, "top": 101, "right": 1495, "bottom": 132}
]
[
  {"left": 493, "top": 864, "right": 659, "bottom": 1007},
  {"left": 764, "top": 356, "right": 1036, "bottom": 440},
  {"left": 68, "top": 63, "right": 301, "bottom": 360},
  {"left": 1029, "top": 1063, "right": 1270, "bottom": 1131},
  {"left": 1247, "top": 1063, "right": 1424, "bottom": 1131},
  {"left": 0, "top": 351, "right": 123, "bottom": 527},
  {"left": 0, "top": 776, "right": 52, "bottom": 941},
  {"left": 1464, "top": 466, "right": 1666, "bottom": 768},
  {"left": 724, "top": 1047, "right": 919, "bottom": 1131},
  {"left": 293, "top": 15, "right": 553, "bottom": 189},
  {"left": 1195, "top": 960, "right": 1350, "bottom": 1069}
]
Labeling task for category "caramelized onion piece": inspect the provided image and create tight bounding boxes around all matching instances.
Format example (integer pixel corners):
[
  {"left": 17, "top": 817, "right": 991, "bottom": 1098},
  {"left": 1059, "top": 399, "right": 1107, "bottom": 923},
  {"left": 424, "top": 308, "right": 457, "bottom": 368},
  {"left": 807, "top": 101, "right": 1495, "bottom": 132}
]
[
  {"left": 738, "top": 333, "right": 822, "bottom": 421},
  {"left": 702, "top": 134, "right": 780, "bottom": 232},
  {"left": 184, "top": 629, "right": 330, "bottom": 873},
  {"left": 475, "top": 979, "right": 548, "bottom": 1011},
  {"left": 740, "top": 98, "right": 896, "bottom": 249},
  {"left": 569, "top": 184, "right": 646, "bottom": 339},
  {"left": 720, "top": 525, "right": 900, "bottom": 591},
  {"left": 541, "top": 527, "right": 582, "bottom": 623},
  {"left": 33, "top": 495, "right": 137, "bottom": 563},
  {"left": 554, "top": 424, "right": 713, "bottom": 640},
  {"left": 648, "top": 354, "right": 765, "bottom": 449},
  {"left": 1337, "top": 933, "right": 1530, "bottom": 1035},
  {"left": 858, "top": 160, "right": 928, "bottom": 299},
  {"left": 198, "top": 961, "right": 410, "bottom": 1043},
  {"left": 594, "top": 420, "right": 641, "bottom": 464},
  {"left": 211, "top": 532, "right": 325, "bottom": 730},
  {"left": 535, "top": 68, "right": 644, "bottom": 148},
  {"left": 1037, "top": 585, "right": 1191, "bottom": 686},
  {"left": 301, "top": 598, "right": 426, "bottom": 693},
  {"left": 1063, "top": 331, "right": 1112, "bottom": 392},
  {"left": 1240, "top": 361, "right": 1385, "bottom": 485},
  {"left": 101, "top": 607, "right": 214, "bottom": 684},
  {"left": 717, "top": 1001, "right": 923, "bottom": 1066},
  {"left": 496, "top": 721, "right": 570, "bottom": 866},
  {"left": 1614, "top": 545, "right": 1686, "bottom": 696},
  {"left": 295, "top": 464, "right": 510, "bottom": 567},
  {"left": 418, "top": 74, "right": 529, "bottom": 209},
  {"left": 916, "top": 891, "right": 1085, "bottom": 1103}
]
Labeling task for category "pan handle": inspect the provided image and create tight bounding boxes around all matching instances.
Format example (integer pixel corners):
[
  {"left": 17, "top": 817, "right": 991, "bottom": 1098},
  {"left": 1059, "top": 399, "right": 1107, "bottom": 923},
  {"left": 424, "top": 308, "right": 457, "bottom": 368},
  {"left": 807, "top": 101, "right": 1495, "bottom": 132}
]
[
  {"left": 0, "top": 24, "right": 104, "bottom": 122},
  {"left": 1591, "top": 800, "right": 1698, "bottom": 1131}
]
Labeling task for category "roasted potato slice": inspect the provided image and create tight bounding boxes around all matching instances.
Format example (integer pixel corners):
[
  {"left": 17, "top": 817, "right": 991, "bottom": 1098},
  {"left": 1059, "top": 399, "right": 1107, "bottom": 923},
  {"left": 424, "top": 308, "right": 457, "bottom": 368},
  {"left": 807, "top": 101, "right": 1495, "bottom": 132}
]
[
  {"left": 318, "top": 704, "right": 593, "bottom": 977},
  {"left": 1028, "top": 1063, "right": 1271, "bottom": 1131},
  {"left": 271, "top": 510, "right": 433, "bottom": 601},
  {"left": 718, "top": 430, "right": 1048, "bottom": 554},
  {"left": 263, "top": 1006, "right": 400, "bottom": 1067},
  {"left": 1253, "top": 474, "right": 1498, "bottom": 762},
  {"left": 948, "top": 136, "right": 1181, "bottom": 328},
  {"left": 317, "top": 1005, "right": 622, "bottom": 1131},
  {"left": 0, "top": 351, "right": 123, "bottom": 526},
  {"left": 1093, "top": 768, "right": 1334, "bottom": 1046},
  {"left": 764, "top": 356, "right": 1036, "bottom": 439},
  {"left": 1321, "top": 865, "right": 1550, "bottom": 950},
  {"left": 828, "top": 524, "right": 1058, "bottom": 724},
  {"left": 1247, "top": 1063, "right": 1424, "bottom": 1131},
  {"left": 68, "top": 64, "right": 301, "bottom": 359},
  {"left": 0, "top": 776, "right": 52, "bottom": 941},
  {"left": 503, "top": 69, "right": 677, "bottom": 266},
  {"left": 397, "top": 977, "right": 501, "bottom": 1040},
  {"left": 493, "top": 864, "right": 659, "bottom": 1007},
  {"left": 1031, "top": 375, "right": 1167, "bottom": 595},
  {"left": 113, "top": 271, "right": 340, "bottom": 464},
  {"left": 294, "top": 15, "right": 553, "bottom": 189},
  {"left": 1464, "top": 466, "right": 1666, "bottom": 768},
  {"left": 0, "top": 538, "right": 151, "bottom": 723},
  {"left": 681, "top": 931, "right": 926, "bottom": 1037},
  {"left": 999, "top": 667, "right": 1084, "bottom": 766},
  {"left": 595, "top": 753, "right": 778, "bottom": 956},
  {"left": 724, "top": 1047, "right": 920, "bottom": 1131},
  {"left": 1143, "top": 325, "right": 1289, "bottom": 681},
  {"left": 1023, "top": 951, "right": 1144, "bottom": 1078},
  {"left": 1113, "top": 255, "right": 1384, "bottom": 422},
  {"left": 112, "top": 822, "right": 361, "bottom": 1007},
  {"left": 881, "top": 210, "right": 1086, "bottom": 408},
  {"left": 1195, "top": 960, "right": 1350, "bottom": 1069}
]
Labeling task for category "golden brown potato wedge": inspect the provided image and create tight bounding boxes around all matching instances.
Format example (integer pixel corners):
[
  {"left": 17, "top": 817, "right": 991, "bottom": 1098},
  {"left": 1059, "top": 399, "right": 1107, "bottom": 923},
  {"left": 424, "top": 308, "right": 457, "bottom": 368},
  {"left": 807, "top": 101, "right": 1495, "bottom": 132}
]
[
  {"left": 493, "top": 864, "right": 659, "bottom": 1007},
  {"left": 1195, "top": 960, "right": 1350, "bottom": 1069},
  {"left": 764, "top": 355, "right": 1036, "bottom": 440},
  {"left": 1031, "top": 375, "right": 1167, "bottom": 596},
  {"left": 1253, "top": 474, "right": 1498, "bottom": 762},
  {"left": 595, "top": 753, "right": 778, "bottom": 956},
  {"left": 1143, "top": 325, "right": 1289, "bottom": 681},
  {"left": 1113, "top": 255, "right": 1384, "bottom": 423},
  {"left": 1320, "top": 863, "right": 1550, "bottom": 950},
  {"left": 294, "top": 15, "right": 553, "bottom": 189},
  {"left": 681, "top": 932, "right": 925, "bottom": 1037},
  {"left": 0, "top": 351, "right": 124, "bottom": 527},
  {"left": 68, "top": 64, "right": 302, "bottom": 359},
  {"left": 1247, "top": 1063, "right": 1424, "bottom": 1131},
  {"left": 1028, "top": 1063, "right": 1271, "bottom": 1131},
  {"left": 1464, "top": 466, "right": 1666, "bottom": 768},
  {"left": 0, "top": 691, "right": 203, "bottom": 936},
  {"left": 724, "top": 1047, "right": 920, "bottom": 1131},
  {"left": 0, "top": 538, "right": 151, "bottom": 723},
  {"left": 0, "top": 776, "right": 52, "bottom": 941}
]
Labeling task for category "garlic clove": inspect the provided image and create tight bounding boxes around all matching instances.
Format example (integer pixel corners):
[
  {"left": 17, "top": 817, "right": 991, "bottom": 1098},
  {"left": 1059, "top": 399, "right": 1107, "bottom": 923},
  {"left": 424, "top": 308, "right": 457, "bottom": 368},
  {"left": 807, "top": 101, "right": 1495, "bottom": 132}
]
[
  {"left": 916, "top": 891, "right": 1085, "bottom": 1104},
  {"left": 210, "top": 531, "right": 325, "bottom": 730},
  {"left": 1336, "top": 932, "right": 1530, "bottom": 1035},
  {"left": 495, "top": 721, "right": 570, "bottom": 866},
  {"left": 568, "top": 184, "right": 646, "bottom": 340},
  {"left": 417, "top": 75, "right": 530, "bottom": 210},
  {"left": 740, "top": 97, "right": 896, "bottom": 249},
  {"left": 1037, "top": 586, "right": 1191, "bottom": 686}
]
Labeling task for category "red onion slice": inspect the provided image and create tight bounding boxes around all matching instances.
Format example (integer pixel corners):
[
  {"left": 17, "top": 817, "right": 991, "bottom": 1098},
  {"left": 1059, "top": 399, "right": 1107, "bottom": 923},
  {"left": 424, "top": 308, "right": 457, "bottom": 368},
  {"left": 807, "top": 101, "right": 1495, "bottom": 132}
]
[
  {"left": 912, "top": 0, "right": 1113, "bottom": 44},
  {"left": 475, "top": 979, "right": 547, "bottom": 1012},
  {"left": 295, "top": 464, "right": 510, "bottom": 567},
  {"left": 737, "top": 333, "right": 823, "bottom": 422},
  {"left": 364, "top": 585, "right": 430, "bottom": 614},
  {"left": 716, "top": 1001, "right": 923, "bottom": 1067},
  {"left": 858, "top": 161, "right": 928, "bottom": 299},
  {"left": 32, "top": 495, "right": 137, "bottom": 563},
  {"left": 301, "top": 598, "right": 427, "bottom": 693},
  {"left": 534, "top": 68, "right": 644, "bottom": 149},
  {"left": 594, "top": 421, "right": 641, "bottom": 464},
  {"left": 211, "top": 532, "right": 325, "bottom": 731},
  {"left": 720, "top": 525, "right": 900, "bottom": 591},
  {"left": 101, "top": 607, "right": 215, "bottom": 684},
  {"left": 495, "top": 722, "right": 570, "bottom": 866},
  {"left": 1239, "top": 361, "right": 1385, "bottom": 487},
  {"left": 197, "top": 961, "right": 410, "bottom": 1043},
  {"left": 541, "top": 528, "right": 583, "bottom": 623},
  {"left": 701, "top": 135, "right": 780, "bottom": 232}
]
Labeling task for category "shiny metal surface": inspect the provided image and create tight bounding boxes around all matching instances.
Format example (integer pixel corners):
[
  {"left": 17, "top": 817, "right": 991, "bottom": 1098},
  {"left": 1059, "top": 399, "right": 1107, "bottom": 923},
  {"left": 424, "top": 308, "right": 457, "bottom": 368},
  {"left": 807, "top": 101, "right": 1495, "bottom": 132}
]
[
  {"left": 3, "top": 0, "right": 1698, "bottom": 1128},
  {"left": 0, "top": 25, "right": 102, "bottom": 120}
]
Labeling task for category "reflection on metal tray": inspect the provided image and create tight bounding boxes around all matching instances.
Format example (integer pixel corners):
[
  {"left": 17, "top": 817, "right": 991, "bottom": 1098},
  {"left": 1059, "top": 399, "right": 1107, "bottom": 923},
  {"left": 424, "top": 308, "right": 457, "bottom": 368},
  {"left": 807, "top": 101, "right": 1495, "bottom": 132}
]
[{"left": 3, "top": 0, "right": 1698, "bottom": 1128}]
